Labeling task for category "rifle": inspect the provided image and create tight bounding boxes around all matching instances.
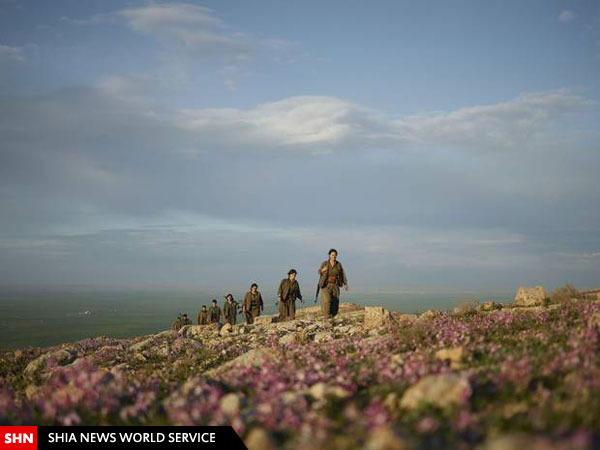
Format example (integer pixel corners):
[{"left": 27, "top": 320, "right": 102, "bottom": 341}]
[{"left": 315, "top": 264, "right": 327, "bottom": 303}]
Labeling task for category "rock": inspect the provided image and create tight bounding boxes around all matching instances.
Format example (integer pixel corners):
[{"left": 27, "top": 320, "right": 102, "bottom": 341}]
[
  {"left": 296, "top": 328, "right": 311, "bottom": 343},
  {"left": 276, "top": 321, "right": 297, "bottom": 331},
  {"left": 364, "top": 306, "right": 392, "bottom": 329},
  {"left": 204, "top": 348, "right": 271, "bottom": 378},
  {"left": 383, "top": 392, "right": 400, "bottom": 412},
  {"left": 476, "top": 434, "right": 564, "bottom": 450},
  {"left": 279, "top": 391, "right": 298, "bottom": 405},
  {"left": 364, "top": 425, "right": 408, "bottom": 450},
  {"left": 24, "top": 348, "right": 77, "bottom": 378},
  {"left": 514, "top": 286, "right": 546, "bottom": 307},
  {"left": 308, "top": 382, "right": 350, "bottom": 400},
  {"left": 348, "top": 325, "right": 364, "bottom": 335},
  {"left": 588, "top": 311, "right": 600, "bottom": 330},
  {"left": 129, "top": 337, "right": 155, "bottom": 352},
  {"left": 313, "top": 332, "right": 333, "bottom": 343},
  {"left": 220, "top": 392, "right": 242, "bottom": 416},
  {"left": 278, "top": 333, "right": 296, "bottom": 345},
  {"left": 154, "top": 344, "right": 170, "bottom": 358},
  {"left": 418, "top": 310, "right": 440, "bottom": 321},
  {"left": 306, "top": 323, "right": 320, "bottom": 332},
  {"left": 244, "top": 428, "right": 275, "bottom": 450},
  {"left": 235, "top": 325, "right": 251, "bottom": 335},
  {"left": 397, "top": 314, "right": 418, "bottom": 323},
  {"left": 400, "top": 373, "right": 471, "bottom": 410},
  {"left": 391, "top": 354, "right": 404, "bottom": 365},
  {"left": 481, "top": 301, "right": 503, "bottom": 311},
  {"left": 220, "top": 323, "right": 233, "bottom": 337},
  {"left": 179, "top": 325, "right": 208, "bottom": 338},
  {"left": 435, "top": 346, "right": 465, "bottom": 369},
  {"left": 253, "top": 315, "right": 276, "bottom": 325}
]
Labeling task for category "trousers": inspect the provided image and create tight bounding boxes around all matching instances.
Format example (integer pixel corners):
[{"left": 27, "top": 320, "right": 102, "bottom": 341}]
[
  {"left": 278, "top": 298, "right": 296, "bottom": 321},
  {"left": 321, "top": 283, "right": 340, "bottom": 318},
  {"left": 245, "top": 308, "right": 260, "bottom": 324}
]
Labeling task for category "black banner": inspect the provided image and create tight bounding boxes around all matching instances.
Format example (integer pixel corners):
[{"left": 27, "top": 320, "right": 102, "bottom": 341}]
[{"left": 36, "top": 427, "right": 247, "bottom": 450}]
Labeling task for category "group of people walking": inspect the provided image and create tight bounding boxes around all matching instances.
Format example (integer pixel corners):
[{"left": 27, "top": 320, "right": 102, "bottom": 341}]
[{"left": 171, "top": 249, "right": 348, "bottom": 330}]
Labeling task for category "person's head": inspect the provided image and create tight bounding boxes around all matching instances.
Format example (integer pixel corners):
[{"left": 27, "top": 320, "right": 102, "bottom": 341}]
[
  {"left": 250, "top": 283, "right": 258, "bottom": 293},
  {"left": 328, "top": 248, "right": 338, "bottom": 262},
  {"left": 288, "top": 269, "right": 297, "bottom": 281},
  {"left": 183, "top": 313, "right": 188, "bottom": 319},
  {"left": 225, "top": 294, "right": 233, "bottom": 302},
  {"left": 212, "top": 299, "right": 217, "bottom": 306},
  {"left": 202, "top": 305, "right": 207, "bottom": 310}
]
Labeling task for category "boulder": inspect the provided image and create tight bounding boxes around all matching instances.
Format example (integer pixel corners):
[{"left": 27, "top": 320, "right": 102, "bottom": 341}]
[
  {"left": 296, "top": 328, "right": 311, "bottom": 343},
  {"left": 476, "top": 434, "right": 564, "bottom": 450},
  {"left": 364, "top": 306, "right": 392, "bottom": 329},
  {"left": 364, "top": 425, "right": 408, "bottom": 450},
  {"left": 308, "top": 382, "right": 350, "bottom": 400},
  {"left": 418, "top": 310, "right": 440, "bottom": 321},
  {"left": 129, "top": 337, "right": 155, "bottom": 352},
  {"left": 278, "top": 333, "right": 296, "bottom": 345},
  {"left": 179, "top": 325, "right": 207, "bottom": 338},
  {"left": 219, "top": 323, "right": 233, "bottom": 337},
  {"left": 435, "top": 346, "right": 465, "bottom": 369},
  {"left": 481, "top": 301, "right": 503, "bottom": 311},
  {"left": 313, "top": 332, "right": 333, "bottom": 343},
  {"left": 220, "top": 392, "right": 242, "bottom": 416},
  {"left": 253, "top": 315, "right": 276, "bottom": 325},
  {"left": 397, "top": 314, "right": 418, "bottom": 323},
  {"left": 244, "top": 428, "right": 275, "bottom": 450},
  {"left": 514, "top": 286, "right": 546, "bottom": 307},
  {"left": 400, "top": 373, "right": 471, "bottom": 410},
  {"left": 24, "top": 348, "right": 78, "bottom": 378},
  {"left": 204, "top": 348, "right": 271, "bottom": 378}
]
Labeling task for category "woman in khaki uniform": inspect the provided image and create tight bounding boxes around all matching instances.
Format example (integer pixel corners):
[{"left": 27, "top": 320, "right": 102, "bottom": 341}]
[
  {"left": 318, "top": 249, "right": 348, "bottom": 319},
  {"left": 244, "top": 283, "right": 264, "bottom": 324},
  {"left": 277, "top": 269, "right": 303, "bottom": 321}
]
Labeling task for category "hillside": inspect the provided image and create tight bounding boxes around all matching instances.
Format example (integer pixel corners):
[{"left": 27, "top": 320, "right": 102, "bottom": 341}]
[{"left": 1, "top": 299, "right": 599, "bottom": 449}]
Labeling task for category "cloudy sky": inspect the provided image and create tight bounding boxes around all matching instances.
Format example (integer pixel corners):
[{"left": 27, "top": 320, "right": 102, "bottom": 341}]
[{"left": 0, "top": 0, "right": 599, "bottom": 292}]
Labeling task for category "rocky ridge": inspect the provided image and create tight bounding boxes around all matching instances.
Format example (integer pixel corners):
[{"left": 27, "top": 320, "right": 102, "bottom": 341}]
[{"left": 2, "top": 297, "right": 599, "bottom": 450}]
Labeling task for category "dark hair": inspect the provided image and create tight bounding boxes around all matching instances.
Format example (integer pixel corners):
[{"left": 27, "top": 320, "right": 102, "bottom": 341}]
[
  {"left": 251, "top": 283, "right": 258, "bottom": 289},
  {"left": 212, "top": 299, "right": 217, "bottom": 304},
  {"left": 328, "top": 248, "right": 338, "bottom": 255}
]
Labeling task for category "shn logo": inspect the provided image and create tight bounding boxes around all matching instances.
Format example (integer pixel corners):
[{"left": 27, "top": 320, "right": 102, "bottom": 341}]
[
  {"left": 0, "top": 426, "right": 37, "bottom": 449},
  {"left": 4, "top": 434, "right": 34, "bottom": 444}
]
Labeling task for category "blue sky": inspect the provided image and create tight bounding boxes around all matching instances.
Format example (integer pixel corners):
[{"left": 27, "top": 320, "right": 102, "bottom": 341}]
[{"left": 0, "top": 0, "right": 599, "bottom": 292}]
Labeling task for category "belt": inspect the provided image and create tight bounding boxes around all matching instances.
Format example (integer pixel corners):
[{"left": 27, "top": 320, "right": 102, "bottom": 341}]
[{"left": 327, "top": 275, "right": 337, "bottom": 284}]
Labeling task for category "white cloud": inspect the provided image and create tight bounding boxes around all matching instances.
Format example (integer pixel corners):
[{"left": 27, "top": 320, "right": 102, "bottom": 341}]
[
  {"left": 60, "top": 13, "right": 115, "bottom": 26},
  {"left": 0, "top": 44, "right": 25, "bottom": 62},
  {"left": 174, "top": 90, "right": 587, "bottom": 153},
  {"left": 396, "top": 90, "right": 587, "bottom": 148},
  {"left": 558, "top": 10, "right": 576, "bottom": 23},
  {"left": 120, "top": 3, "right": 224, "bottom": 33},
  {"left": 118, "top": 3, "right": 251, "bottom": 60}
]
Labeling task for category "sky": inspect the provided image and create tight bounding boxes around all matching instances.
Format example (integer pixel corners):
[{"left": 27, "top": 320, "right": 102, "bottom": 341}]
[{"left": 0, "top": 0, "right": 599, "bottom": 293}]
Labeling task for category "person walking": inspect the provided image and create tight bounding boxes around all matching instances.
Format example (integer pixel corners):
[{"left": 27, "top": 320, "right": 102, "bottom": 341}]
[
  {"left": 277, "top": 269, "right": 303, "bottom": 321},
  {"left": 317, "top": 249, "right": 348, "bottom": 319}
]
